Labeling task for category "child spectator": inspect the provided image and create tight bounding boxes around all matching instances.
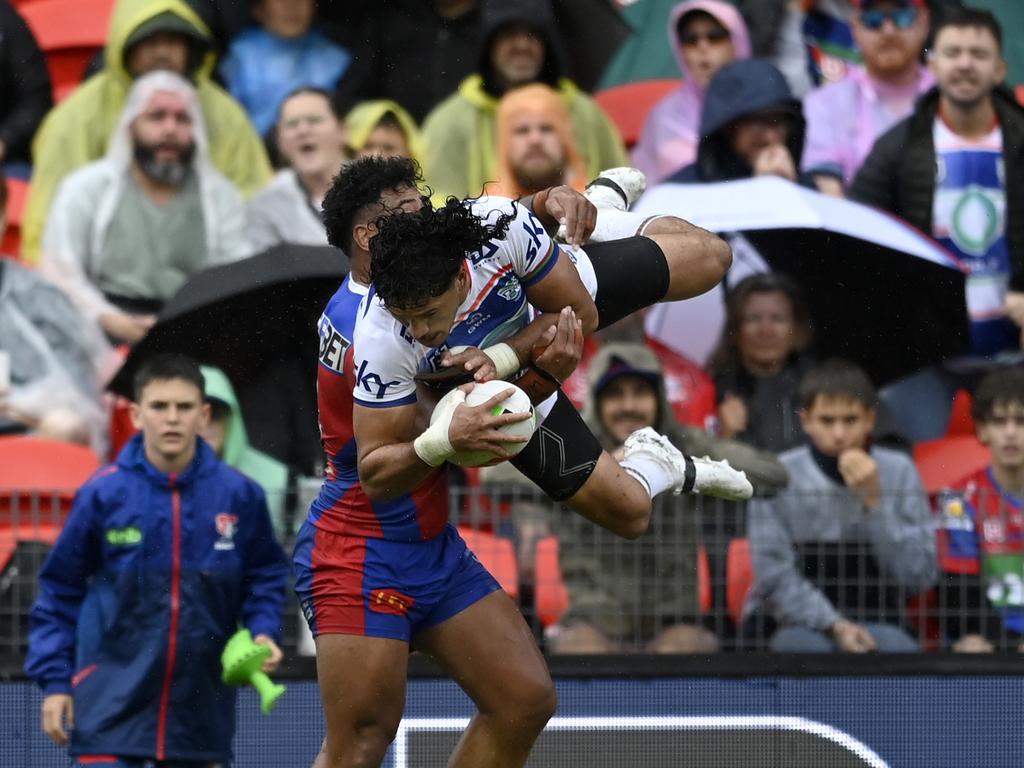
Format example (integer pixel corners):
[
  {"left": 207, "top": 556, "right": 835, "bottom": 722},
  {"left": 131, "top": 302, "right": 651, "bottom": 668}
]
[
  {"left": 219, "top": 0, "right": 353, "bottom": 137},
  {"left": 747, "top": 359, "right": 936, "bottom": 652},
  {"left": 937, "top": 367, "right": 1024, "bottom": 652}
]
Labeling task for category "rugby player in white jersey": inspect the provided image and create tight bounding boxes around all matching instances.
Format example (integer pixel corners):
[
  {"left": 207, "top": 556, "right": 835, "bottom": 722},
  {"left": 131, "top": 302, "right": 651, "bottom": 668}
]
[{"left": 308, "top": 157, "right": 749, "bottom": 768}]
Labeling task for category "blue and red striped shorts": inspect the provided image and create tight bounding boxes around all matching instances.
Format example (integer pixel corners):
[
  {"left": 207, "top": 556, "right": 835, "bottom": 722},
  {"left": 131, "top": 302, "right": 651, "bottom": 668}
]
[{"left": 292, "top": 521, "right": 500, "bottom": 642}]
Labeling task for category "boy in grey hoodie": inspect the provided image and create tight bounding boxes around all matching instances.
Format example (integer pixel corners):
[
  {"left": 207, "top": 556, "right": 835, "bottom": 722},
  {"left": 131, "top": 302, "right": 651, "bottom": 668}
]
[{"left": 748, "top": 358, "right": 936, "bottom": 652}]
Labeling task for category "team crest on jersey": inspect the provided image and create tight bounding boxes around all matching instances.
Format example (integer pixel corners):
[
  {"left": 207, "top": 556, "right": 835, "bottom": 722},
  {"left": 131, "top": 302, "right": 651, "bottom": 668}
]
[
  {"left": 215, "top": 513, "right": 239, "bottom": 551},
  {"left": 940, "top": 494, "right": 974, "bottom": 532},
  {"left": 497, "top": 274, "right": 522, "bottom": 302}
]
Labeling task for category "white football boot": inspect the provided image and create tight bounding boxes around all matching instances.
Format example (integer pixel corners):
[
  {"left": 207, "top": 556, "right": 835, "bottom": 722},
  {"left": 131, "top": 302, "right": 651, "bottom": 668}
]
[
  {"left": 556, "top": 167, "right": 647, "bottom": 241},
  {"left": 623, "top": 427, "right": 754, "bottom": 501}
]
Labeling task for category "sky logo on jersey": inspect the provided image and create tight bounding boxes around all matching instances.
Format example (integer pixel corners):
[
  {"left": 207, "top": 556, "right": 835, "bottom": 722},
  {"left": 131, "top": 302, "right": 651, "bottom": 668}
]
[
  {"left": 318, "top": 315, "right": 350, "bottom": 373},
  {"left": 356, "top": 359, "right": 401, "bottom": 399},
  {"left": 522, "top": 214, "right": 545, "bottom": 257}
]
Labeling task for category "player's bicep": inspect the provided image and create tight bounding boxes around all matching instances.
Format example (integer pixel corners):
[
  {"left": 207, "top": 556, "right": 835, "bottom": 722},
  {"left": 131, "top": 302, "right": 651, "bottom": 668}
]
[
  {"left": 525, "top": 250, "right": 598, "bottom": 333},
  {"left": 353, "top": 401, "right": 420, "bottom": 462}
]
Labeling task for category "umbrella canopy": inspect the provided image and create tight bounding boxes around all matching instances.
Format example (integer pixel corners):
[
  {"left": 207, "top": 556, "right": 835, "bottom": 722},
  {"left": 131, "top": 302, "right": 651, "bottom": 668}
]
[
  {"left": 552, "top": 0, "right": 632, "bottom": 92},
  {"left": 108, "top": 245, "right": 347, "bottom": 470},
  {"left": 634, "top": 177, "right": 970, "bottom": 385},
  {"left": 109, "top": 244, "right": 347, "bottom": 395}
]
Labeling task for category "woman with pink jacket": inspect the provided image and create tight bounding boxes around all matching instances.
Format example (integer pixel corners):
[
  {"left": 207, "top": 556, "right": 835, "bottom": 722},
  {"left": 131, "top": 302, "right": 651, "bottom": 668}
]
[{"left": 631, "top": 0, "right": 751, "bottom": 184}]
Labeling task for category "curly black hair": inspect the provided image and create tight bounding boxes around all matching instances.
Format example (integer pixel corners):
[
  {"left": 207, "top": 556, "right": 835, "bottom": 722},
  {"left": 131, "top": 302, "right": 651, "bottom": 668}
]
[
  {"left": 321, "top": 155, "right": 426, "bottom": 254},
  {"left": 370, "top": 198, "right": 515, "bottom": 309}
]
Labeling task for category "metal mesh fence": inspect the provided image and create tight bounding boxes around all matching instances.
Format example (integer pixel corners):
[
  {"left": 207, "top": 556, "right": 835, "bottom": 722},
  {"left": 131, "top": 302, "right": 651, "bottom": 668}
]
[{"left": 2, "top": 482, "right": 1022, "bottom": 664}]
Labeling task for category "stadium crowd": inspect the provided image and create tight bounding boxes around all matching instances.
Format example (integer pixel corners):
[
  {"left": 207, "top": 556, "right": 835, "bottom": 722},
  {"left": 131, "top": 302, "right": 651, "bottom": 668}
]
[{"left": 3, "top": 0, "right": 1024, "bottom": 692}]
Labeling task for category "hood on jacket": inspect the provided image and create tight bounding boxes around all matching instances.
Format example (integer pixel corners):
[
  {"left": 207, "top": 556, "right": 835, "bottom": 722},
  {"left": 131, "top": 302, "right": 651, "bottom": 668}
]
[
  {"left": 584, "top": 342, "right": 684, "bottom": 452},
  {"left": 668, "top": 0, "right": 752, "bottom": 83},
  {"left": 200, "top": 366, "right": 288, "bottom": 528},
  {"left": 106, "top": 0, "right": 214, "bottom": 86},
  {"left": 345, "top": 99, "right": 426, "bottom": 167},
  {"left": 106, "top": 70, "right": 211, "bottom": 170},
  {"left": 477, "top": 0, "right": 565, "bottom": 97},
  {"left": 694, "top": 58, "right": 805, "bottom": 182}
]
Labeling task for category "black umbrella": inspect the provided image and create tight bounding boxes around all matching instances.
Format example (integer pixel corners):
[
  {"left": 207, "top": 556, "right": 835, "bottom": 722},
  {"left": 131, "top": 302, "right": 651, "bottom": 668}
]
[
  {"left": 636, "top": 178, "right": 970, "bottom": 385},
  {"left": 552, "top": 0, "right": 633, "bottom": 92},
  {"left": 109, "top": 244, "right": 348, "bottom": 470}
]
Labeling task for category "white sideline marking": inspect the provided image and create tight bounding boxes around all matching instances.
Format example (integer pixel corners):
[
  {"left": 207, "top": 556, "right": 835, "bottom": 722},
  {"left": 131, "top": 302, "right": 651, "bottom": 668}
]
[{"left": 392, "top": 715, "right": 891, "bottom": 768}]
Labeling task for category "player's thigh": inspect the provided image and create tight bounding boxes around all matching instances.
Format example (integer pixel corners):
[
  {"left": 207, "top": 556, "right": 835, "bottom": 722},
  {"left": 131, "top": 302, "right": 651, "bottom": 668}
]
[
  {"left": 413, "top": 590, "right": 556, "bottom": 718},
  {"left": 315, "top": 633, "right": 409, "bottom": 738},
  {"left": 584, "top": 237, "right": 670, "bottom": 329}
]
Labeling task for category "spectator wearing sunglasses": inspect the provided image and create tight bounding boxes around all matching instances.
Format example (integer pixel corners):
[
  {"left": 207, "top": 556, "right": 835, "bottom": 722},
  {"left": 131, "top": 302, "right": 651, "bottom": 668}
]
[
  {"left": 803, "top": 0, "right": 933, "bottom": 196},
  {"left": 631, "top": 1, "right": 751, "bottom": 185},
  {"left": 852, "top": 7, "right": 1024, "bottom": 442}
]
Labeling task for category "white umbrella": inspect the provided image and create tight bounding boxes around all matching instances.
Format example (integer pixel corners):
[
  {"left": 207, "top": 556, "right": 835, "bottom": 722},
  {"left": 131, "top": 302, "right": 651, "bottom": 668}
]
[{"left": 632, "top": 177, "right": 967, "bottom": 382}]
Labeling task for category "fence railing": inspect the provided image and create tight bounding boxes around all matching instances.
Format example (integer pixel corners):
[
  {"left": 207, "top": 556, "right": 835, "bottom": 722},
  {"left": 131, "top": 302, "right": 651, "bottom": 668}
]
[{"left": 2, "top": 484, "right": 1020, "bottom": 665}]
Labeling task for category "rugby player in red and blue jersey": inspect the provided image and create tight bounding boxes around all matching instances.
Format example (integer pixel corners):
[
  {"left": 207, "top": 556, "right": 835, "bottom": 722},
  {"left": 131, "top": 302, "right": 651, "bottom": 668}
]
[{"left": 298, "top": 156, "right": 750, "bottom": 767}]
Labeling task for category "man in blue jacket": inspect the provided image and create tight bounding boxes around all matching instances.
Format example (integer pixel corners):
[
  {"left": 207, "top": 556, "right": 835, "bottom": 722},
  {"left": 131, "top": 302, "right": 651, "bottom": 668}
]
[{"left": 26, "top": 353, "right": 289, "bottom": 767}]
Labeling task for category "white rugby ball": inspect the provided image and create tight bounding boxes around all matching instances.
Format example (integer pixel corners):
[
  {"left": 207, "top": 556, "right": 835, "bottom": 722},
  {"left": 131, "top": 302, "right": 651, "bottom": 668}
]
[{"left": 432, "top": 379, "right": 536, "bottom": 468}]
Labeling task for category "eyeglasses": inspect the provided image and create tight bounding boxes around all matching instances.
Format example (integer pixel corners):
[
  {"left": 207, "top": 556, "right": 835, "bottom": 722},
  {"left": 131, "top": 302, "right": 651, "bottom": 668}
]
[
  {"left": 679, "top": 27, "right": 731, "bottom": 47},
  {"left": 860, "top": 7, "right": 919, "bottom": 31}
]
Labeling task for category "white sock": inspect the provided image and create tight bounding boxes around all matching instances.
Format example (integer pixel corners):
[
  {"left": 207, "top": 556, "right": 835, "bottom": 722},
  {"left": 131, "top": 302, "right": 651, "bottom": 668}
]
[
  {"left": 590, "top": 209, "right": 647, "bottom": 242},
  {"left": 620, "top": 454, "right": 676, "bottom": 499},
  {"left": 534, "top": 392, "right": 557, "bottom": 425}
]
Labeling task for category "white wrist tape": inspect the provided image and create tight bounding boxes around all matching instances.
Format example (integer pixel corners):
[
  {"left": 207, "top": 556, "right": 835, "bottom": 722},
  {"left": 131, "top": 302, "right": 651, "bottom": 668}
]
[
  {"left": 482, "top": 343, "right": 521, "bottom": 379},
  {"left": 413, "top": 388, "right": 465, "bottom": 466}
]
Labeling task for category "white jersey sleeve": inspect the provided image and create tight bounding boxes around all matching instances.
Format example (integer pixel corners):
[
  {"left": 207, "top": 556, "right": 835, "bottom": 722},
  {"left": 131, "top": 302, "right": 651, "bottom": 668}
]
[
  {"left": 351, "top": 287, "right": 421, "bottom": 408},
  {"left": 469, "top": 197, "right": 560, "bottom": 288}
]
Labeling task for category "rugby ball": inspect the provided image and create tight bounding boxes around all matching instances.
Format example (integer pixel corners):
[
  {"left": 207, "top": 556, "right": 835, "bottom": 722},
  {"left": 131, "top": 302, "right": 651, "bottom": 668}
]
[{"left": 431, "top": 379, "right": 536, "bottom": 468}]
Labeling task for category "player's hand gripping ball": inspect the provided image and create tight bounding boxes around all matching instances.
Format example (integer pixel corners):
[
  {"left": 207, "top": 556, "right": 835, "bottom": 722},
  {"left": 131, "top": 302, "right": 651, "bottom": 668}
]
[{"left": 431, "top": 380, "right": 537, "bottom": 467}]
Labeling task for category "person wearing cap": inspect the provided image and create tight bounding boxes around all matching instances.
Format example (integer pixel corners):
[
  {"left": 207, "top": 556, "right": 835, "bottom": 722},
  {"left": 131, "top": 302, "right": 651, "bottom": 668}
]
[
  {"left": 21, "top": 0, "right": 272, "bottom": 265},
  {"left": 851, "top": 7, "right": 1024, "bottom": 442},
  {"left": 802, "top": 0, "right": 933, "bottom": 196},
  {"left": 664, "top": 58, "right": 816, "bottom": 187},
  {"left": 421, "top": 0, "right": 627, "bottom": 201},
  {"left": 631, "top": 0, "right": 752, "bottom": 185},
  {"left": 542, "top": 342, "right": 787, "bottom": 654},
  {"left": 39, "top": 71, "right": 251, "bottom": 346}
]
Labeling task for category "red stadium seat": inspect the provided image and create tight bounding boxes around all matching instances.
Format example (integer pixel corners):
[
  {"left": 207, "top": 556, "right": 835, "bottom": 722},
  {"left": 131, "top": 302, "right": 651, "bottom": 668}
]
[
  {"left": 912, "top": 435, "right": 991, "bottom": 495},
  {"left": 593, "top": 79, "right": 681, "bottom": 148},
  {"left": 457, "top": 525, "right": 519, "bottom": 601},
  {"left": 1, "top": 176, "right": 29, "bottom": 257},
  {"left": 945, "top": 389, "right": 976, "bottom": 437},
  {"left": 18, "top": 0, "right": 114, "bottom": 102},
  {"left": 0, "top": 436, "right": 101, "bottom": 569},
  {"left": 726, "top": 538, "right": 753, "bottom": 627},
  {"left": 534, "top": 535, "right": 569, "bottom": 627}
]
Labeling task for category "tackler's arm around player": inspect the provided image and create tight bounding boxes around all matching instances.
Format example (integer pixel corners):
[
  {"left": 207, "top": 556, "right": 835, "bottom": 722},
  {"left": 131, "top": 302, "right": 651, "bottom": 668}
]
[
  {"left": 520, "top": 183, "right": 597, "bottom": 251},
  {"left": 353, "top": 392, "right": 533, "bottom": 501},
  {"left": 437, "top": 306, "right": 584, "bottom": 385}
]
